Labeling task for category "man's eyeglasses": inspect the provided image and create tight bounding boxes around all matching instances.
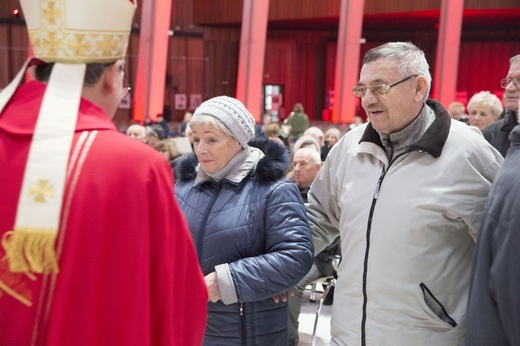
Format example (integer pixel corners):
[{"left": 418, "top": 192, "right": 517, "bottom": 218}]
[
  {"left": 500, "top": 78, "right": 520, "bottom": 89},
  {"left": 121, "top": 75, "right": 131, "bottom": 99},
  {"left": 352, "top": 74, "right": 418, "bottom": 98}
]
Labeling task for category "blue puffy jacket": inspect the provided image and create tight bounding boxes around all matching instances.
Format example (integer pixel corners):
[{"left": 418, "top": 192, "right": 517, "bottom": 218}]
[{"left": 175, "top": 140, "right": 314, "bottom": 345}]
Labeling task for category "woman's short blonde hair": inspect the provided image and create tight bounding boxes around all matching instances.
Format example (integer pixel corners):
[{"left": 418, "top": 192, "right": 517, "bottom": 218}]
[{"left": 467, "top": 91, "right": 503, "bottom": 118}]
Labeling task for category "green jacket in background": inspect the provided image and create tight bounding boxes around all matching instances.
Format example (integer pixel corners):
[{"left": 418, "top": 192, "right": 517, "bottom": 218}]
[{"left": 285, "top": 110, "right": 309, "bottom": 138}]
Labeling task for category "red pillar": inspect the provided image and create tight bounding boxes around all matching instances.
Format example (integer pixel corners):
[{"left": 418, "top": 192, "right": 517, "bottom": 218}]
[
  {"left": 333, "top": 0, "right": 365, "bottom": 124},
  {"left": 235, "top": 0, "right": 270, "bottom": 123},
  {"left": 133, "top": 0, "right": 173, "bottom": 123},
  {"left": 432, "top": 0, "right": 464, "bottom": 107}
]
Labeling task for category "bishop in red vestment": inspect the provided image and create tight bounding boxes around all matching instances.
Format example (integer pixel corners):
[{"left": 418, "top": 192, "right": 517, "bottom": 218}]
[{"left": 0, "top": 0, "right": 207, "bottom": 344}]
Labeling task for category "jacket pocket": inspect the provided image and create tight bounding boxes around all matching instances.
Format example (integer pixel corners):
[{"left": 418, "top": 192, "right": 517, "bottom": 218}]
[{"left": 419, "top": 283, "right": 457, "bottom": 328}]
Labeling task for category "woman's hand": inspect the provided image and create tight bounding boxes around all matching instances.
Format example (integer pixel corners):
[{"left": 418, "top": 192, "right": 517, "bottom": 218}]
[{"left": 205, "top": 272, "right": 222, "bottom": 303}]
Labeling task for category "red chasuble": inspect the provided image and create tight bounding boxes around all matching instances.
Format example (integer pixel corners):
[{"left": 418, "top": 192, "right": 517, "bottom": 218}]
[{"left": 0, "top": 81, "right": 208, "bottom": 345}]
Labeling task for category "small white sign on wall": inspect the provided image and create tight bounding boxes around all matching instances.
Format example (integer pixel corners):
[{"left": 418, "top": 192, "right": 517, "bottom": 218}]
[
  {"left": 190, "top": 94, "right": 202, "bottom": 109},
  {"left": 175, "top": 93, "right": 187, "bottom": 110}
]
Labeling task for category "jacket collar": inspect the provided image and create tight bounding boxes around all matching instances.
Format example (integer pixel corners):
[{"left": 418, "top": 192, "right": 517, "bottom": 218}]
[
  {"left": 359, "top": 98, "right": 451, "bottom": 159},
  {"left": 500, "top": 109, "right": 518, "bottom": 133}
]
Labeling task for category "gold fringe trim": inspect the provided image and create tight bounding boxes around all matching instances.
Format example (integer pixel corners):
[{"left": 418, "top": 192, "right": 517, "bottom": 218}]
[{"left": 2, "top": 229, "right": 59, "bottom": 274}]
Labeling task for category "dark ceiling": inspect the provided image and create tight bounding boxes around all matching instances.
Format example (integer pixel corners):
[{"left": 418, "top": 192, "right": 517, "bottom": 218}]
[{"left": 266, "top": 9, "right": 520, "bottom": 32}]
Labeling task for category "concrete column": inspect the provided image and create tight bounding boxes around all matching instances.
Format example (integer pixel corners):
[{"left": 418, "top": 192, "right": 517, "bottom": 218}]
[
  {"left": 333, "top": 0, "right": 365, "bottom": 124},
  {"left": 236, "top": 0, "right": 269, "bottom": 122},
  {"left": 432, "top": 0, "right": 464, "bottom": 106},
  {"left": 133, "top": 0, "right": 173, "bottom": 123}
]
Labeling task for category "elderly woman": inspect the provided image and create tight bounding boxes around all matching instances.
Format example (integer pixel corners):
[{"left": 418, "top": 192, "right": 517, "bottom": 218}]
[
  {"left": 174, "top": 96, "right": 314, "bottom": 345},
  {"left": 467, "top": 91, "right": 503, "bottom": 132},
  {"left": 321, "top": 127, "right": 341, "bottom": 160}
]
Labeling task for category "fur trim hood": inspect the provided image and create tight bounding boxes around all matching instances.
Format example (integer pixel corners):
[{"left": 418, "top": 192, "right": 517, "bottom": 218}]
[{"left": 174, "top": 139, "right": 290, "bottom": 183}]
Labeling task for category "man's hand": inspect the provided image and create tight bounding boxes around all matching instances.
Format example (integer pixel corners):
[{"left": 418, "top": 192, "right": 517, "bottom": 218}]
[{"left": 205, "top": 272, "right": 222, "bottom": 303}]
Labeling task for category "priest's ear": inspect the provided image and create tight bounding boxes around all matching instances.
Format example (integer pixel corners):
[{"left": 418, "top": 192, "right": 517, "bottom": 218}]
[{"left": 100, "top": 60, "right": 125, "bottom": 96}]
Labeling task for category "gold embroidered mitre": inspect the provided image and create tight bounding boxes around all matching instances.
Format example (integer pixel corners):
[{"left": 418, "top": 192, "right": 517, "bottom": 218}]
[{"left": 22, "top": 0, "right": 136, "bottom": 63}]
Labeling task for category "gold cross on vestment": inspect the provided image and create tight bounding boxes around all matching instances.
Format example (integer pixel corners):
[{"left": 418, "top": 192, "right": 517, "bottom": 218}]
[{"left": 29, "top": 180, "right": 54, "bottom": 203}]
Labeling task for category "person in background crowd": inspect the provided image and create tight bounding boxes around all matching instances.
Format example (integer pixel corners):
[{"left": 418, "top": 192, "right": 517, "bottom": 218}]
[
  {"left": 254, "top": 112, "right": 272, "bottom": 140},
  {"left": 304, "top": 126, "right": 325, "bottom": 149},
  {"left": 155, "top": 113, "right": 170, "bottom": 137},
  {"left": 292, "top": 135, "right": 321, "bottom": 155},
  {"left": 0, "top": 0, "right": 207, "bottom": 345},
  {"left": 465, "top": 97, "right": 520, "bottom": 345},
  {"left": 126, "top": 124, "right": 147, "bottom": 143},
  {"left": 320, "top": 127, "right": 341, "bottom": 160},
  {"left": 467, "top": 91, "right": 503, "bottom": 133},
  {"left": 291, "top": 148, "right": 322, "bottom": 202},
  {"left": 156, "top": 139, "right": 182, "bottom": 170},
  {"left": 174, "top": 96, "right": 314, "bottom": 345},
  {"left": 307, "top": 41, "right": 503, "bottom": 345},
  {"left": 180, "top": 111, "right": 192, "bottom": 137},
  {"left": 284, "top": 103, "right": 310, "bottom": 142},
  {"left": 349, "top": 116, "right": 365, "bottom": 130},
  {"left": 448, "top": 101, "right": 469, "bottom": 124},
  {"left": 264, "top": 122, "right": 287, "bottom": 147},
  {"left": 288, "top": 148, "right": 338, "bottom": 346},
  {"left": 483, "top": 54, "right": 520, "bottom": 157},
  {"left": 146, "top": 123, "right": 166, "bottom": 149}
]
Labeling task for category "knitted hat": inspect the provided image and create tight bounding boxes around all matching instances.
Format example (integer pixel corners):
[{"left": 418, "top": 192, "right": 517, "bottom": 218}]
[{"left": 193, "top": 96, "right": 255, "bottom": 148}]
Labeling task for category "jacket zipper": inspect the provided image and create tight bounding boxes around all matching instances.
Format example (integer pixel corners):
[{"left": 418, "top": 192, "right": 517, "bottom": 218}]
[
  {"left": 240, "top": 302, "right": 246, "bottom": 346},
  {"left": 197, "top": 182, "right": 222, "bottom": 262},
  {"left": 361, "top": 166, "right": 387, "bottom": 346}
]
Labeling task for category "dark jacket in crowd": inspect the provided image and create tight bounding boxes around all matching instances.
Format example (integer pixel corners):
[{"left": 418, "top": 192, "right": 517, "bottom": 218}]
[
  {"left": 174, "top": 140, "right": 314, "bottom": 345},
  {"left": 483, "top": 109, "right": 517, "bottom": 157},
  {"left": 466, "top": 123, "right": 520, "bottom": 345}
]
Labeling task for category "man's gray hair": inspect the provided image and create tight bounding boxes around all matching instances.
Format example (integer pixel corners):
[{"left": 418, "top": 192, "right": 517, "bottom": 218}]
[
  {"left": 294, "top": 147, "right": 322, "bottom": 165},
  {"left": 362, "top": 42, "right": 431, "bottom": 102},
  {"left": 126, "top": 124, "right": 147, "bottom": 138},
  {"left": 510, "top": 54, "right": 520, "bottom": 65}
]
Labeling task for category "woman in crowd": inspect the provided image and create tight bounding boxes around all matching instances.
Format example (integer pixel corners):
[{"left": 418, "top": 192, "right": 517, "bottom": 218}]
[
  {"left": 467, "top": 91, "right": 503, "bottom": 132},
  {"left": 264, "top": 122, "right": 287, "bottom": 147},
  {"left": 156, "top": 139, "right": 182, "bottom": 169},
  {"left": 174, "top": 96, "right": 314, "bottom": 345},
  {"left": 321, "top": 127, "right": 341, "bottom": 160}
]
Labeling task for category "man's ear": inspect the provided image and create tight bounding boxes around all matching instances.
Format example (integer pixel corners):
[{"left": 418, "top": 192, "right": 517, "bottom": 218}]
[
  {"left": 414, "top": 76, "right": 429, "bottom": 102},
  {"left": 101, "top": 60, "right": 124, "bottom": 95}
]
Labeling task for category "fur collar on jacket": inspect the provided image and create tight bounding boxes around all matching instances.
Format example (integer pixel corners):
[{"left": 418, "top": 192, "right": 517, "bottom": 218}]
[{"left": 175, "top": 139, "right": 290, "bottom": 183}]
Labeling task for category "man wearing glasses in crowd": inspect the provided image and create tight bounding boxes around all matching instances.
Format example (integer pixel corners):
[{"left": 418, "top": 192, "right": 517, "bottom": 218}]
[
  {"left": 483, "top": 54, "right": 520, "bottom": 157},
  {"left": 306, "top": 42, "right": 503, "bottom": 345}
]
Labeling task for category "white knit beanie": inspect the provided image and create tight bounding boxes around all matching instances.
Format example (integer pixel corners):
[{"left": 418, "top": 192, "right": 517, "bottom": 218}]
[{"left": 193, "top": 96, "right": 255, "bottom": 148}]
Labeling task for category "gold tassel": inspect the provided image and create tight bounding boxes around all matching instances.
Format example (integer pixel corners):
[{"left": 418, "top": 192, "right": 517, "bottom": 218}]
[{"left": 1, "top": 228, "right": 59, "bottom": 274}]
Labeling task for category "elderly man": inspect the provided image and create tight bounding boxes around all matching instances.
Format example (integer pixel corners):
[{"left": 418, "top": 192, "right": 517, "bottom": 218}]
[
  {"left": 126, "top": 124, "right": 148, "bottom": 143},
  {"left": 0, "top": 0, "right": 206, "bottom": 344},
  {"left": 307, "top": 42, "right": 503, "bottom": 345},
  {"left": 288, "top": 148, "right": 339, "bottom": 346},
  {"left": 483, "top": 54, "right": 520, "bottom": 157},
  {"left": 292, "top": 147, "right": 322, "bottom": 202}
]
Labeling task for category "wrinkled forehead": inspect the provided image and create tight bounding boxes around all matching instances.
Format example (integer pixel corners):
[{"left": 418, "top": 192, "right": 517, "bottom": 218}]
[
  {"left": 508, "top": 60, "right": 520, "bottom": 77},
  {"left": 359, "top": 60, "right": 400, "bottom": 84}
]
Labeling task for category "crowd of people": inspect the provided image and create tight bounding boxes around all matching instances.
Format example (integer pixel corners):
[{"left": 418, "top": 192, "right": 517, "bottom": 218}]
[{"left": 1, "top": 1, "right": 519, "bottom": 344}]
